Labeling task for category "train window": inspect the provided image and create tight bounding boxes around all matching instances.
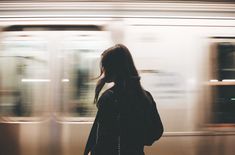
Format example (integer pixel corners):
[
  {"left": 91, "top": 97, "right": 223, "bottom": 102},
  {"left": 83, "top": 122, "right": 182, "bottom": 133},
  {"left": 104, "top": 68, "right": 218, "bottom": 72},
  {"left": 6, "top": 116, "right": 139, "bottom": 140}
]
[
  {"left": 0, "top": 33, "right": 50, "bottom": 117},
  {"left": 58, "top": 32, "right": 111, "bottom": 118},
  {"left": 209, "top": 39, "right": 235, "bottom": 124}
]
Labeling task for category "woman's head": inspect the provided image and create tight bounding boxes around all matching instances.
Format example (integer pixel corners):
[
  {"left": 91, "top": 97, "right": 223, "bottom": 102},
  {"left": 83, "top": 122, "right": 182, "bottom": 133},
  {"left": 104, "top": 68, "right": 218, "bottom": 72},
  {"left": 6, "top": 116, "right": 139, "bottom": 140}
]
[
  {"left": 101, "top": 44, "right": 139, "bottom": 82},
  {"left": 94, "top": 44, "right": 141, "bottom": 103}
]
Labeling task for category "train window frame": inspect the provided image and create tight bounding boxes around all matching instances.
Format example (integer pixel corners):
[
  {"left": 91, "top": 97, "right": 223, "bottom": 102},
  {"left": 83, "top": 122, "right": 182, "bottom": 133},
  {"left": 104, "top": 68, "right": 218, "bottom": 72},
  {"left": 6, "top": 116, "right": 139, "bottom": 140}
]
[
  {"left": 206, "top": 37, "right": 235, "bottom": 129},
  {"left": 54, "top": 31, "right": 112, "bottom": 121},
  {"left": 0, "top": 31, "right": 52, "bottom": 122}
]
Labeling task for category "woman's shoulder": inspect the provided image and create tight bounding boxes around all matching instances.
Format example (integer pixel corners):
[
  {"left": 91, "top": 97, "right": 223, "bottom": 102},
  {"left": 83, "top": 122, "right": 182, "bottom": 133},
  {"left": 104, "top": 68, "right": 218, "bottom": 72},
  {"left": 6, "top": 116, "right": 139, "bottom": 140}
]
[
  {"left": 100, "top": 88, "right": 115, "bottom": 100},
  {"left": 144, "top": 90, "right": 153, "bottom": 99},
  {"left": 143, "top": 90, "right": 159, "bottom": 110},
  {"left": 97, "top": 87, "right": 115, "bottom": 108}
]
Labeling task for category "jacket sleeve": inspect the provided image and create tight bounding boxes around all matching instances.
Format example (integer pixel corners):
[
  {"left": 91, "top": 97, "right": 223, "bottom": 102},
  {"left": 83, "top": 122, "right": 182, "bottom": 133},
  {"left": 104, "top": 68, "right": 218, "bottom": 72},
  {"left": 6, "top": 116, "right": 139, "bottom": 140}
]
[
  {"left": 84, "top": 112, "right": 99, "bottom": 155},
  {"left": 83, "top": 91, "right": 110, "bottom": 155},
  {"left": 146, "top": 91, "right": 164, "bottom": 141}
]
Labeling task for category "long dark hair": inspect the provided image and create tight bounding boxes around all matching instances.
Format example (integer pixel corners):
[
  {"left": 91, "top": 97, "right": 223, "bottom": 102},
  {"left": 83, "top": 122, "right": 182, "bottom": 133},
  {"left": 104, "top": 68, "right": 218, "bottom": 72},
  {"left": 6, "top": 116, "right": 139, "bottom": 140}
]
[{"left": 94, "top": 44, "right": 148, "bottom": 104}]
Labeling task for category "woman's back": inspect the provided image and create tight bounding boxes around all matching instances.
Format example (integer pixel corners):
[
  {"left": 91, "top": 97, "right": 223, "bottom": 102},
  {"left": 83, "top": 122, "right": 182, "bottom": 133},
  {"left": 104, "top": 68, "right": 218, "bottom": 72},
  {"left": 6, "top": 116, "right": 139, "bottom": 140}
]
[{"left": 94, "top": 87, "right": 146, "bottom": 155}]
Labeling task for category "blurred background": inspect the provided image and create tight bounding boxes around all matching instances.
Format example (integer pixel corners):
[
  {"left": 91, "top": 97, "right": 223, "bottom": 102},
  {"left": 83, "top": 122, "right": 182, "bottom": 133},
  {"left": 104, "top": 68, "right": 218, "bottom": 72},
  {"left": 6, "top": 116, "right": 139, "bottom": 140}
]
[{"left": 0, "top": 0, "right": 235, "bottom": 155}]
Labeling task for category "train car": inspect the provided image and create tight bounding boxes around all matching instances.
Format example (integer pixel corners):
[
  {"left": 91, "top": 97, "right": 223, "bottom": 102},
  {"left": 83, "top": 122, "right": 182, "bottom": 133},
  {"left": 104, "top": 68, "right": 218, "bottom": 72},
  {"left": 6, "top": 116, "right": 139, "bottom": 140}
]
[{"left": 0, "top": 1, "right": 235, "bottom": 155}]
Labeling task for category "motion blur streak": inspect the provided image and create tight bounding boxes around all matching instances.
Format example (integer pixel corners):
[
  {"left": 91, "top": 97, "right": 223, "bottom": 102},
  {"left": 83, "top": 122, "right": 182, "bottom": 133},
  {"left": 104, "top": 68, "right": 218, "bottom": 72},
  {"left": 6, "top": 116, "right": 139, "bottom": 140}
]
[{"left": 0, "top": 1, "right": 235, "bottom": 155}]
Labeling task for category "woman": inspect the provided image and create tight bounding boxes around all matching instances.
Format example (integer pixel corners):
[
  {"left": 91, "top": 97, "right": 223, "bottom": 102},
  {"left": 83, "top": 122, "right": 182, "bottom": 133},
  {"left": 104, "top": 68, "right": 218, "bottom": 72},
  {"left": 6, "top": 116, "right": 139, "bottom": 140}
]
[{"left": 84, "top": 44, "right": 163, "bottom": 155}]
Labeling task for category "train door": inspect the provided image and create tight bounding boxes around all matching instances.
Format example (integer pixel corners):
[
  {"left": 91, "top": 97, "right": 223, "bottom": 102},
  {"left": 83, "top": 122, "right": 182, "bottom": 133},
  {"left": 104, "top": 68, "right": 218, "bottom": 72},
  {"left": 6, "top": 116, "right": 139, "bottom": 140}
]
[
  {"left": 0, "top": 28, "right": 112, "bottom": 155},
  {"left": 0, "top": 31, "right": 52, "bottom": 155},
  {"left": 54, "top": 31, "right": 111, "bottom": 155}
]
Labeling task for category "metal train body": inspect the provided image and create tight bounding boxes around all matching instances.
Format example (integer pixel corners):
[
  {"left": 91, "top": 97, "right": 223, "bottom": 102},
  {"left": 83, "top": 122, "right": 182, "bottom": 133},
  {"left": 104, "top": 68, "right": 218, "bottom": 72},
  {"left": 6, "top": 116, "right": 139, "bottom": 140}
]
[{"left": 0, "top": 1, "right": 235, "bottom": 155}]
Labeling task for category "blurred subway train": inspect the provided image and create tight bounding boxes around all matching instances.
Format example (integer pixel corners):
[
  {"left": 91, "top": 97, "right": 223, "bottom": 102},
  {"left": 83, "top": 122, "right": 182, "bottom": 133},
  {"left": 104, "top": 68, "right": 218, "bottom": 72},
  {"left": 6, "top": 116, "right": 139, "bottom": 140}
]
[{"left": 0, "top": 1, "right": 235, "bottom": 155}]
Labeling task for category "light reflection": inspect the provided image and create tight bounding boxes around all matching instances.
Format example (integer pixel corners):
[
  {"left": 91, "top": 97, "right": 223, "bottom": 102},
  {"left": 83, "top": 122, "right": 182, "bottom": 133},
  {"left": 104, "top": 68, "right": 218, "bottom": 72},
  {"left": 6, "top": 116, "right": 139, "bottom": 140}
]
[
  {"left": 61, "top": 79, "right": 69, "bottom": 82},
  {"left": 21, "top": 79, "right": 51, "bottom": 82},
  {"left": 222, "top": 79, "right": 235, "bottom": 82},
  {"left": 209, "top": 79, "right": 218, "bottom": 82}
]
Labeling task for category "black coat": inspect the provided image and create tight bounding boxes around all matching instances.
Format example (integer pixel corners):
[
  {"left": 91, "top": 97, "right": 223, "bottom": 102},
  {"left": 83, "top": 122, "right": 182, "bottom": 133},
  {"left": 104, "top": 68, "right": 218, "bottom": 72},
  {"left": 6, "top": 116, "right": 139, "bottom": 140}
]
[{"left": 84, "top": 86, "right": 163, "bottom": 155}]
